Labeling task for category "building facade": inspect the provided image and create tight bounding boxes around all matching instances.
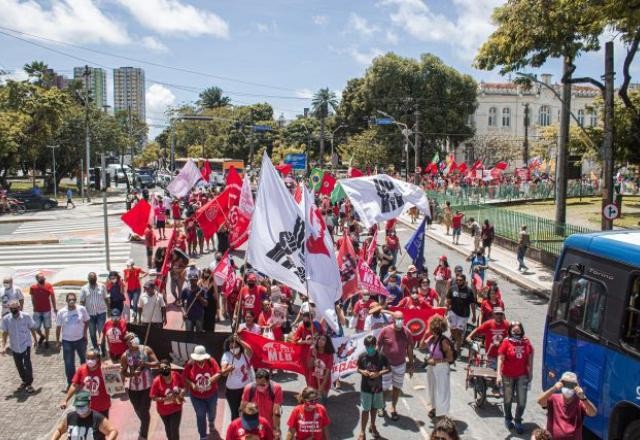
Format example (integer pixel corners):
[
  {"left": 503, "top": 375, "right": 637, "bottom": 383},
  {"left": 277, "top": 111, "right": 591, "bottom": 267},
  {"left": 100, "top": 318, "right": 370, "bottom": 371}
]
[
  {"left": 113, "top": 67, "right": 146, "bottom": 122},
  {"left": 73, "top": 66, "right": 107, "bottom": 109},
  {"left": 462, "top": 74, "right": 600, "bottom": 168}
]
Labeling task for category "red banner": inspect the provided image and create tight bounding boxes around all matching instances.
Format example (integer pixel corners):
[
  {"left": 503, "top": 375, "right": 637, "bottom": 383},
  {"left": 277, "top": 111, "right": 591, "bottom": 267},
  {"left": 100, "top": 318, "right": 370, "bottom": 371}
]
[
  {"left": 515, "top": 167, "right": 531, "bottom": 181},
  {"left": 319, "top": 173, "right": 337, "bottom": 196},
  {"left": 120, "top": 199, "right": 151, "bottom": 236},
  {"left": 240, "top": 331, "right": 309, "bottom": 375},
  {"left": 213, "top": 251, "right": 237, "bottom": 297},
  {"left": 201, "top": 160, "right": 212, "bottom": 182},
  {"left": 357, "top": 260, "right": 389, "bottom": 297},
  {"left": 337, "top": 235, "right": 359, "bottom": 300},
  {"left": 388, "top": 306, "right": 447, "bottom": 341},
  {"left": 195, "top": 189, "right": 232, "bottom": 239}
]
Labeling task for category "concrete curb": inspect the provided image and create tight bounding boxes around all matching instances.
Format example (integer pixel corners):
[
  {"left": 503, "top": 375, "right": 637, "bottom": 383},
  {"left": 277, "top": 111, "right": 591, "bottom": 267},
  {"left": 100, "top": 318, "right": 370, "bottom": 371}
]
[
  {"left": 0, "top": 238, "right": 59, "bottom": 246},
  {"left": 0, "top": 216, "right": 57, "bottom": 224},
  {"left": 397, "top": 217, "right": 551, "bottom": 299}
]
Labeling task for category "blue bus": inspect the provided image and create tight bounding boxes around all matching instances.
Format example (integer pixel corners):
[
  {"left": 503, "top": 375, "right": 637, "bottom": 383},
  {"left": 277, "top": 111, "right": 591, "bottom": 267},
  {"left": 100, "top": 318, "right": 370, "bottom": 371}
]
[{"left": 543, "top": 231, "right": 640, "bottom": 439}]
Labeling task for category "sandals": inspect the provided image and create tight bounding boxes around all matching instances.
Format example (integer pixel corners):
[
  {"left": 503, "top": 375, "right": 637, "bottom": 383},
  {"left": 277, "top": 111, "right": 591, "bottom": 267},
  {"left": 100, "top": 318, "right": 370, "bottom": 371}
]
[
  {"left": 368, "top": 425, "right": 381, "bottom": 438},
  {"left": 377, "top": 408, "right": 385, "bottom": 418},
  {"left": 428, "top": 409, "right": 436, "bottom": 418},
  {"left": 390, "top": 411, "right": 399, "bottom": 421},
  {"left": 358, "top": 434, "right": 366, "bottom": 440}
]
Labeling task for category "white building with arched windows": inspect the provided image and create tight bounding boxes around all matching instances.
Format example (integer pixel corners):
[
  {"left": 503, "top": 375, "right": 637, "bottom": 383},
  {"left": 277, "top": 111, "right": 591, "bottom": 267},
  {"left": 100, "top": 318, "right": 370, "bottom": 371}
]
[{"left": 462, "top": 74, "right": 600, "bottom": 168}]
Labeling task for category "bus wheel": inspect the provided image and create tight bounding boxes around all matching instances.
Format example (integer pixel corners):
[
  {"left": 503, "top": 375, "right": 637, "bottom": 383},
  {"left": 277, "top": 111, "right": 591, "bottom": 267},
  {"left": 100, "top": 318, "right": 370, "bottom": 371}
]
[{"left": 623, "top": 420, "right": 640, "bottom": 440}]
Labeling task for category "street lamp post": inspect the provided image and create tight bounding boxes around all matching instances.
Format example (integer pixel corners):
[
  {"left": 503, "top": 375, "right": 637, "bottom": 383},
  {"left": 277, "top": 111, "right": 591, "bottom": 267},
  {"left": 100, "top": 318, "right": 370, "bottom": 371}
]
[
  {"left": 330, "top": 125, "right": 347, "bottom": 169},
  {"left": 47, "top": 145, "right": 59, "bottom": 200},
  {"left": 376, "top": 110, "right": 414, "bottom": 180}
]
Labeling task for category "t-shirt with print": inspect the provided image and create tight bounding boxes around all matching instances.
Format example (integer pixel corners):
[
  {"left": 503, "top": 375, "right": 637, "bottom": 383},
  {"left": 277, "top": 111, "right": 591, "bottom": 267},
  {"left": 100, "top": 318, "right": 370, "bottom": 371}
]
[
  {"left": 240, "top": 285, "right": 267, "bottom": 317},
  {"left": 497, "top": 337, "right": 533, "bottom": 378},
  {"left": 56, "top": 306, "right": 90, "bottom": 341},
  {"left": 286, "top": 404, "right": 330, "bottom": 440},
  {"left": 241, "top": 382, "right": 283, "bottom": 429},
  {"left": 149, "top": 372, "right": 184, "bottom": 416},
  {"left": 475, "top": 319, "right": 510, "bottom": 358},
  {"left": 72, "top": 364, "right": 111, "bottom": 412},
  {"left": 352, "top": 299, "right": 373, "bottom": 331},
  {"left": 446, "top": 285, "right": 475, "bottom": 318},
  {"left": 221, "top": 351, "right": 252, "bottom": 390},
  {"left": 225, "top": 416, "right": 274, "bottom": 440},
  {"left": 357, "top": 351, "right": 390, "bottom": 393},
  {"left": 183, "top": 359, "right": 220, "bottom": 399},
  {"left": 102, "top": 319, "right": 127, "bottom": 358},
  {"left": 1, "top": 286, "right": 24, "bottom": 316}
]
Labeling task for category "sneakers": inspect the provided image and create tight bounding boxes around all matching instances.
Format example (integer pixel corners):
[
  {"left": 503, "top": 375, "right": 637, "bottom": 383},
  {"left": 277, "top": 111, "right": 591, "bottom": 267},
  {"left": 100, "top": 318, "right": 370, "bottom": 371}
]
[
  {"left": 514, "top": 422, "right": 524, "bottom": 434},
  {"left": 504, "top": 419, "right": 515, "bottom": 431}
]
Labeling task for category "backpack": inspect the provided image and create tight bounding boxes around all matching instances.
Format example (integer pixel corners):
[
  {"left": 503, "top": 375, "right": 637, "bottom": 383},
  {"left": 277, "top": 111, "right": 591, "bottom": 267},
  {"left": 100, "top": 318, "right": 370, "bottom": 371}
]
[
  {"left": 248, "top": 382, "right": 275, "bottom": 401},
  {"left": 438, "top": 335, "right": 458, "bottom": 365}
]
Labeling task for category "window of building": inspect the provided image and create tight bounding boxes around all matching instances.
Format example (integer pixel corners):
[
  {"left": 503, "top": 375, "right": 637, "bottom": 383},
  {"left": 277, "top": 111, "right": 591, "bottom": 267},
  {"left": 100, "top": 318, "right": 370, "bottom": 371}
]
[
  {"left": 539, "top": 105, "right": 551, "bottom": 126},
  {"left": 577, "top": 109, "right": 585, "bottom": 127},
  {"left": 590, "top": 110, "right": 598, "bottom": 127},
  {"left": 622, "top": 276, "right": 640, "bottom": 353},
  {"left": 502, "top": 107, "right": 511, "bottom": 127},
  {"left": 555, "top": 276, "right": 606, "bottom": 335},
  {"left": 488, "top": 107, "right": 497, "bottom": 127}
]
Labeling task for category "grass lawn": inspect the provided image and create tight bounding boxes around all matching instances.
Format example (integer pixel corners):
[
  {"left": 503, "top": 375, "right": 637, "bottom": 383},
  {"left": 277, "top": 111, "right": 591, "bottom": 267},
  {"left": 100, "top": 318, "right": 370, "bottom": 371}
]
[{"left": 507, "top": 196, "right": 640, "bottom": 229}]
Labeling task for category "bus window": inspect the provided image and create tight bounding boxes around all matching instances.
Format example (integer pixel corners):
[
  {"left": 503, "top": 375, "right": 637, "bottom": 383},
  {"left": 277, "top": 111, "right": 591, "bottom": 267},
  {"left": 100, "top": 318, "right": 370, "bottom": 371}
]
[
  {"left": 622, "top": 277, "right": 640, "bottom": 352},
  {"left": 562, "top": 277, "right": 606, "bottom": 334}
]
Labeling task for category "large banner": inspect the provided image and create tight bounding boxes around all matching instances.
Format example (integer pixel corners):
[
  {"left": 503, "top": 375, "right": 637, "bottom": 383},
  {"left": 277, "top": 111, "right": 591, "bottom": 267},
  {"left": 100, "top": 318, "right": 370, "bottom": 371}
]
[
  {"left": 240, "top": 331, "right": 309, "bottom": 375},
  {"left": 388, "top": 306, "right": 447, "bottom": 342},
  {"left": 330, "top": 329, "right": 381, "bottom": 382}
]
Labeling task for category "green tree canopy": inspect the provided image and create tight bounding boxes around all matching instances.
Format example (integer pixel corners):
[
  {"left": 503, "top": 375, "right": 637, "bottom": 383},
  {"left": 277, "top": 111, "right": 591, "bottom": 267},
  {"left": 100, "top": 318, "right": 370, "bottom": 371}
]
[{"left": 197, "top": 86, "right": 230, "bottom": 110}]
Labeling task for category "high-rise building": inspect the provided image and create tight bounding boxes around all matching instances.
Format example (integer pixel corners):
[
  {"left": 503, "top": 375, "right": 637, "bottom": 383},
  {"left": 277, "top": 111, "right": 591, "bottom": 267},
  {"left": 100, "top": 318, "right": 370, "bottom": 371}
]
[
  {"left": 73, "top": 66, "right": 107, "bottom": 109},
  {"left": 113, "top": 67, "right": 146, "bottom": 122}
]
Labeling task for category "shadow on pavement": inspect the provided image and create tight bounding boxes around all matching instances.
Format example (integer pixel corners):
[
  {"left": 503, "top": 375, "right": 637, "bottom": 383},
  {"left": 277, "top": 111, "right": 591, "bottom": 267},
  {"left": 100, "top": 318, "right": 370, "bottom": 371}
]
[{"left": 325, "top": 391, "right": 362, "bottom": 439}]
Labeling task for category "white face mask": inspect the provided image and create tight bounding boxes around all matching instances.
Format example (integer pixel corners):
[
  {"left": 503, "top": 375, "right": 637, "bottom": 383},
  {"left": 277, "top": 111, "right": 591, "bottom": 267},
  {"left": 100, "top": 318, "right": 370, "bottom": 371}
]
[
  {"left": 231, "top": 347, "right": 241, "bottom": 355},
  {"left": 561, "top": 387, "right": 575, "bottom": 399},
  {"left": 362, "top": 295, "right": 370, "bottom": 301},
  {"left": 394, "top": 319, "right": 403, "bottom": 329},
  {"left": 3, "top": 282, "right": 10, "bottom": 289},
  {"left": 86, "top": 359, "right": 98, "bottom": 368}
]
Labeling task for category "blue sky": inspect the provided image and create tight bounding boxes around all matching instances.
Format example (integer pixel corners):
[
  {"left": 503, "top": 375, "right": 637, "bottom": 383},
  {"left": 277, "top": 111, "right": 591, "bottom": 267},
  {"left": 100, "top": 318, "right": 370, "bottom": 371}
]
[{"left": 0, "top": 0, "right": 636, "bottom": 138}]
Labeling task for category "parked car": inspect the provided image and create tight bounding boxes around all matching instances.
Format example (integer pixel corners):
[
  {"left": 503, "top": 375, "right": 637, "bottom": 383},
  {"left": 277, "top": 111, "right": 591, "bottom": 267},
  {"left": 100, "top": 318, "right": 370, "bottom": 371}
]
[
  {"left": 156, "top": 173, "right": 172, "bottom": 188},
  {"left": 135, "top": 174, "right": 156, "bottom": 189},
  {"left": 8, "top": 192, "right": 58, "bottom": 210}
]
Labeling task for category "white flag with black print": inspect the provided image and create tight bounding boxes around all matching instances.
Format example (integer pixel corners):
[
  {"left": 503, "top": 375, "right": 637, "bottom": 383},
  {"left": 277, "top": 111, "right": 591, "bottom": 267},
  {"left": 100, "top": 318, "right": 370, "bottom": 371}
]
[
  {"left": 338, "top": 174, "right": 430, "bottom": 228},
  {"left": 247, "top": 153, "right": 307, "bottom": 293}
]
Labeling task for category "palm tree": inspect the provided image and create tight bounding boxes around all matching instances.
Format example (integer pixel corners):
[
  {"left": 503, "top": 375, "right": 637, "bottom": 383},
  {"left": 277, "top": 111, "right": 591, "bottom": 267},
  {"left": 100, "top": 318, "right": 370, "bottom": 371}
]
[
  {"left": 23, "top": 60, "right": 53, "bottom": 87},
  {"left": 311, "top": 88, "right": 338, "bottom": 162}
]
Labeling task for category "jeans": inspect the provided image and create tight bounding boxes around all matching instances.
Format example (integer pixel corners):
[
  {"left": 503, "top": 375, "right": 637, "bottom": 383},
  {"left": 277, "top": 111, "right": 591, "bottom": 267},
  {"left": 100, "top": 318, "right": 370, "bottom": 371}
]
[
  {"left": 191, "top": 394, "right": 218, "bottom": 440},
  {"left": 503, "top": 375, "right": 528, "bottom": 423},
  {"left": 88, "top": 312, "right": 106, "bottom": 354},
  {"left": 62, "top": 338, "right": 87, "bottom": 385},
  {"left": 13, "top": 347, "right": 33, "bottom": 386},
  {"left": 128, "top": 289, "right": 141, "bottom": 315},
  {"left": 128, "top": 388, "right": 151, "bottom": 438},
  {"left": 517, "top": 246, "right": 528, "bottom": 270},
  {"left": 160, "top": 410, "right": 182, "bottom": 440},
  {"left": 185, "top": 318, "right": 203, "bottom": 332},
  {"left": 226, "top": 387, "right": 244, "bottom": 421}
]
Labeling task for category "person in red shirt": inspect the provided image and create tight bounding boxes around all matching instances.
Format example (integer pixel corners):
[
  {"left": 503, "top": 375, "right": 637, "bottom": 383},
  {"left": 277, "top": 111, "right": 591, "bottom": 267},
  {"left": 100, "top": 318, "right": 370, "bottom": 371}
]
[
  {"left": 306, "top": 335, "right": 334, "bottom": 402},
  {"left": 60, "top": 348, "right": 111, "bottom": 416},
  {"left": 418, "top": 278, "right": 440, "bottom": 307},
  {"left": 183, "top": 345, "right": 226, "bottom": 440},
  {"left": 171, "top": 199, "right": 182, "bottom": 224},
  {"left": 227, "top": 402, "right": 274, "bottom": 440},
  {"left": 240, "top": 274, "right": 267, "bottom": 318},
  {"left": 479, "top": 287, "right": 506, "bottom": 324},
  {"left": 144, "top": 224, "right": 156, "bottom": 268},
  {"left": 258, "top": 300, "right": 283, "bottom": 341},
  {"left": 240, "top": 369, "right": 283, "bottom": 434},
  {"left": 466, "top": 307, "right": 509, "bottom": 366},
  {"left": 497, "top": 322, "right": 534, "bottom": 434},
  {"left": 101, "top": 308, "right": 128, "bottom": 362},
  {"left": 451, "top": 211, "right": 464, "bottom": 245},
  {"left": 433, "top": 256, "right": 452, "bottom": 306},
  {"left": 292, "top": 312, "right": 323, "bottom": 344},
  {"left": 537, "top": 371, "right": 597, "bottom": 440},
  {"left": 350, "top": 293, "right": 373, "bottom": 333},
  {"left": 485, "top": 279, "right": 503, "bottom": 302},
  {"left": 286, "top": 387, "right": 330, "bottom": 440},
  {"left": 400, "top": 266, "right": 420, "bottom": 297},
  {"left": 123, "top": 259, "right": 145, "bottom": 322},
  {"left": 150, "top": 359, "right": 185, "bottom": 440},
  {"left": 29, "top": 272, "right": 57, "bottom": 348},
  {"left": 397, "top": 289, "right": 431, "bottom": 310},
  {"left": 385, "top": 229, "right": 400, "bottom": 266}
]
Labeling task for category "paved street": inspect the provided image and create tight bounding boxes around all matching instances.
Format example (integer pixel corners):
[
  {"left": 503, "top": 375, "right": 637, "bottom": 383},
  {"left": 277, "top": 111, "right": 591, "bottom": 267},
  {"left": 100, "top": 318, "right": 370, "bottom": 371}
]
[{"left": 0, "top": 208, "right": 552, "bottom": 440}]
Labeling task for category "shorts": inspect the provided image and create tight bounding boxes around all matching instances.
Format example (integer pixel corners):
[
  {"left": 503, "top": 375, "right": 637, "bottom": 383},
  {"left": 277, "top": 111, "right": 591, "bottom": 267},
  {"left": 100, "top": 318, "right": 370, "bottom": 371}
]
[
  {"left": 452, "top": 227, "right": 462, "bottom": 236},
  {"left": 382, "top": 363, "right": 406, "bottom": 390},
  {"left": 156, "top": 220, "right": 165, "bottom": 228},
  {"left": 33, "top": 311, "right": 52, "bottom": 329},
  {"left": 447, "top": 310, "right": 468, "bottom": 330},
  {"left": 361, "top": 392, "right": 384, "bottom": 411}
]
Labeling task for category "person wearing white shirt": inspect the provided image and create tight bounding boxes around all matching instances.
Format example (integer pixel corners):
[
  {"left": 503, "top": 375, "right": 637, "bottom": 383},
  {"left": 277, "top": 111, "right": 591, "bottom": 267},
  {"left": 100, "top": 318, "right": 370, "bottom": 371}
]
[
  {"left": 364, "top": 303, "right": 391, "bottom": 331},
  {"left": 1, "top": 276, "right": 24, "bottom": 316},
  {"left": 138, "top": 281, "right": 166, "bottom": 328},
  {"left": 56, "top": 292, "right": 90, "bottom": 386},
  {"left": 79, "top": 272, "right": 108, "bottom": 356}
]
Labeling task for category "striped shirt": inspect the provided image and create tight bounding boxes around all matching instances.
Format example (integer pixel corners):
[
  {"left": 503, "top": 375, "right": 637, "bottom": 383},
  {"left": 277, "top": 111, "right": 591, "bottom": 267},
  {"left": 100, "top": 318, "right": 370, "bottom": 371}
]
[
  {"left": 1, "top": 311, "right": 35, "bottom": 353},
  {"left": 125, "top": 346, "right": 153, "bottom": 390},
  {"left": 79, "top": 283, "right": 108, "bottom": 315}
]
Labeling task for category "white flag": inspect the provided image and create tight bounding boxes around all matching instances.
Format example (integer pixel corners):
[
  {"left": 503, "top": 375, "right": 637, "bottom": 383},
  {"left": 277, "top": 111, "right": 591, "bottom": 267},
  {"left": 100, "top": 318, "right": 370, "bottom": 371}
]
[
  {"left": 339, "top": 174, "right": 430, "bottom": 228},
  {"left": 247, "top": 153, "right": 307, "bottom": 293},
  {"left": 301, "top": 187, "right": 341, "bottom": 330},
  {"left": 167, "top": 159, "right": 202, "bottom": 198}
]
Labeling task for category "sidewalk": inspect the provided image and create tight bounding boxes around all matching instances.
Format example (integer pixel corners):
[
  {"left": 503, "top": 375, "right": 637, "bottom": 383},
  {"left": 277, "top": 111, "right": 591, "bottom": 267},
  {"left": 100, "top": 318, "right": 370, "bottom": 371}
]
[{"left": 398, "top": 213, "right": 553, "bottom": 297}]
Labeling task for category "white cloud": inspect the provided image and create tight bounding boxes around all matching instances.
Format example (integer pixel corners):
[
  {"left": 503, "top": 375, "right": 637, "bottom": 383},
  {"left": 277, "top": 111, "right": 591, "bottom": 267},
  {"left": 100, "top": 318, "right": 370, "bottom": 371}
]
[
  {"left": 350, "top": 47, "right": 384, "bottom": 66},
  {"left": 256, "top": 20, "right": 277, "bottom": 33},
  {"left": 146, "top": 84, "right": 176, "bottom": 123},
  {"left": 0, "top": 69, "right": 29, "bottom": 85},
  {"left": 386, "top": 30, "right": 399, "bottom": 45},
  {"left": 115, "top": 0, "right": 229, "bottom": 38},
  {"left": 141, "top": 36, "right": 169, "bottom": 52},
  {"left": 381, "top": 0, "right": 504, "bottom": 60},
  {"left": 257, "top": 23, "right": 269, "bottom": 33},
  {"left": 295, "top": 88, "right": 314, "bottom": 99},
  {"left": 312, "top": 15, "right": 329, "bottom": 25},
  {"left": 348, "top": 13, "right": 379, "bottom": 38},
  {"left": 0, "top": 0, "right": 130, "bottom": 44}
]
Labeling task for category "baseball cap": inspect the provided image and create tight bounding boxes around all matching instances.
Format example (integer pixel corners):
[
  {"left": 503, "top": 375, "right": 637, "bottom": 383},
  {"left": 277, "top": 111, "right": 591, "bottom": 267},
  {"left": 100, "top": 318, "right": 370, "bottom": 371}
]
[
  {"left": 74, "top": 391, "right": 91, "bottom": 409},
  {"left": 560, "top": 371, "right": 578, "bottom": 384},
  {"left": 407, "top": 265, "right": 417, "bottom": 273},
  {"left": 454, "top": 265, "right": 464, "bottom": 272},
  {"left": 247, "top": 273, "right": 257, "bottom": 282},
  {"left": 439, "top": 255, "right": 447, "bottom": 261},
  {"left": 492, "top": 307, "right": 505, "bottom": 315},
  {"left": 110, "top": 308, "right": 122, "bottom": 317}
]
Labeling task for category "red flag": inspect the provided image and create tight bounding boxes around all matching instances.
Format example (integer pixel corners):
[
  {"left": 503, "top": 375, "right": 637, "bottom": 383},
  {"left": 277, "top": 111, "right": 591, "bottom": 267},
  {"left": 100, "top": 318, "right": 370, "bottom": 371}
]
[
  {"left": 226, "top": 166, "right": 243, "bottom": 202},
  {"left": 201, "top": 160, "right": 212, "bottom": 182},
  {"left": 195, "top": 189, "right": 232, "bottom": 239},
  {"left": 240, "top": 331, "right": 309, "bottom": 375},
  {"left": 318, "top": 173, "right": 336, "bottom": 196},
  {"left": 495, "top": 161, "right": 508, "bottom": 170},
  {"left": 357, "top": 259, "right": 389, "bottom": 297},
  {"left": 276, "top": 163, "right": 293, "bottom": 176},
  {"left": 120, "top": 199, "right": 151, "bottom": 236},
  {"left": 213, "top": 251, "right": 238, "bottom": 297},
  {"left": 456, "top": 163, "right": 468, "bottom": 174},
  {"left": 337, "top": 235, "right": 359, "bottom": 300},
  {"left": 388, "top": 306, "right": 447, "bottom": 341},
  {"left": 293, "top": 184, "right": 303, "bottom": 204},
  {"left": 347, "top": 167, "right": 364, "bottom": 178},
  {"left": 470, "top": 160, "right": 484, "bottom": 172},
  {"left": 366, "top": 226, "right": 378, "bottom": 266},
  {"left": 229, "top": 176, "right": 254, "bottom": 250},
  {"left": 490, "top": 167, "right": 503, "bottom": 179},
  {"left": 472, "top": 272, "right": 483, "bottom": 292},
  {"left": 385, "top": 218, "right": 397, "bottom": 232}
]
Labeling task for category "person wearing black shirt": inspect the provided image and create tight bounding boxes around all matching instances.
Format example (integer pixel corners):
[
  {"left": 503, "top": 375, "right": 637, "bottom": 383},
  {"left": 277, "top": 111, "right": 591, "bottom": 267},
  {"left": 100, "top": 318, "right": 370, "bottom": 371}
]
[
  {"left": 446, "top": 274, "right": 476, "bottom": 352},
  {"left": 357, "top": 335, "right": 390, "bottom": 440}
]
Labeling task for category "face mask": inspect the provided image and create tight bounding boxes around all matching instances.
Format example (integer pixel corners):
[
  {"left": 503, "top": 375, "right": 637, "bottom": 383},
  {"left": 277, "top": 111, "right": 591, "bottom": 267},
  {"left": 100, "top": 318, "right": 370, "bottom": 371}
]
[
  {"left": 303, "top": 321, "right": 311, "bottom": 328},
  {"left": 89, "top": 278, "right": 97, "bottom": 285},
  {"left": 3, "top": 282, "right": 10, "bottom": 288},
  {"left": 67, "top": 299, "right": 76, "bottom": 307},
  {"left": 304, "top": 402, "right": 317, "bottom": 411},
  {"left": 362, "top": 295, "right": 370, "bottom": 301},
  {"left": 248, "top": 282, "right": 256, "bottom": 287},
  {"left": 366, "top": 346, "right": 376, "bottom": 356},
  {"left": 132, "top": 337, "right": 141, "bottom": 346},
  {"left": 511, "top": 333, "right": 522, "bottom": 340},
  {"left": 394, "top": 319, "right": 403, "bottom": 329},
  {"left": 37, "top": 279, "right": 45, "bottom": 285},
  {"left": 76, "top": 407, "right": 91, "bottom": 417},
  {"left": 160, "top": 367, "right": 171, "bottom": 376},
  {"left": 256, "top": 384, "right": 268, "bottom": 392},
  {"left": 10, "top": 308, "right": 19, "bottom": 316},
  {"left": 109, "top": 278, "right": 116, "bottom": 283},
  {"left": 241, "top": 415, "right": 260, "bottom": 431},
  {"left": 231, "top": 347, "right": 241, "bottom": 355},
  {"left": 86, "top": 359, "right": 98, "bottom": 368},
  {"left": 388, "top": 282, "right": 397, "bottom": 288},
  {"left": 561, "top": 387, "right": 575, "bottom": 399},
  {"left": 411, "top": 294, "right": 419, "bottom": 300}
]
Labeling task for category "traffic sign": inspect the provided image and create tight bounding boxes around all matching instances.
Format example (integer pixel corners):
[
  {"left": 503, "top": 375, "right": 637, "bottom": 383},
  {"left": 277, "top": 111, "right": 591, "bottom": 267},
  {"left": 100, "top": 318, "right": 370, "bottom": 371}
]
[
  {"left": 374, "top": 117, "right": 394, "bottom": 126},
  {"left": 284, "top": 153, "right": 307, "bottom": 170},
  {"left": 252, "top": 125, "right": 272, "bottom": 133},
  {"left": 603, "top": 203, "right": 619, "bottom": 220}
]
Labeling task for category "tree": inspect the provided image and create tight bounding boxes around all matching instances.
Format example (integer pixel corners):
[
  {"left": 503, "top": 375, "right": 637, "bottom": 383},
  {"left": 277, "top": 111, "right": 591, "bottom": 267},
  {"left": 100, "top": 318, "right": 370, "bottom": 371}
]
[
  {"left": 23, "top": 60, "right": 54, "bottom": 88},
  {"left": 197, "top": 86, "right": 230, "bottom": 110},
  {"left": 338, "top": 128, "right": 388, "bottom": 168},
  {"left": 311, "top": 88, "right": 338, "bottom": 162}
]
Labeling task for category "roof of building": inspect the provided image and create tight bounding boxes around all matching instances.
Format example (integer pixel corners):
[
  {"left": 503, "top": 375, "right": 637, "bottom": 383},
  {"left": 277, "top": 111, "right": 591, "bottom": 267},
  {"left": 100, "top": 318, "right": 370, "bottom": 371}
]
[{"left": 478, "top": 81, "right": 599, "bottom": 98}]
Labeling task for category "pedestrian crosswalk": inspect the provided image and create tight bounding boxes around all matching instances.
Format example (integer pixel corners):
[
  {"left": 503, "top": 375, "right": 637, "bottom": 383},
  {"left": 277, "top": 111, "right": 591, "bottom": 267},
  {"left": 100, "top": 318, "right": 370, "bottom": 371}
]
[
  {"left": 10, "top": 216, "right": 124, "bottom": 236},
  {"left": 0, "top": 241, "right": 131, "bottom": 269}
]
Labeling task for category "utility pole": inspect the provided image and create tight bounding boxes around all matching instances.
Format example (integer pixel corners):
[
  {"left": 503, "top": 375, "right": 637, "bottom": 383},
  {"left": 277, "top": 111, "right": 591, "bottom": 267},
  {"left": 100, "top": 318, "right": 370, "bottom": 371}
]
[
  {"left": 555, "top": 56, "right": 573, "bottom": 231},
  {"left": 128, "top": 105, "right": 136, "bottom": 189},
  {"left": 101, "top": 153, "right": 111, "bottom": 271},
  {"left": 83, "top": 65, "right": 91, "bottom": 202},
  {"left": 414, "top": 109, "right": 421, "bottom": 182},
  {"left": 47, "top": 145, "right": 59, "bottom": 200},
  {"left": 602, "top": 41, "right": 615, "bottom": 231},
  {"left": 523, "top": 103, "right": 530, "bottom": 165},
  {"left": 170, "top": 128, "right": 176, "bottom": 172}
]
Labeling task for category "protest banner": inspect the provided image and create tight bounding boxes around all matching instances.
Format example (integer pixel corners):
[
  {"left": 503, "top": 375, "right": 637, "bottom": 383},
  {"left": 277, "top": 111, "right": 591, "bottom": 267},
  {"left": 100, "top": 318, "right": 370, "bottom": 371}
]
[
  {"left": 240, "top": 331, "right": 309, "bottom": 375},
  {"left": 102, "top": 363, "right": 125, "bottom": 396},
  {"left": 330, "top": 329, "right": 381, "bottom": 382}
]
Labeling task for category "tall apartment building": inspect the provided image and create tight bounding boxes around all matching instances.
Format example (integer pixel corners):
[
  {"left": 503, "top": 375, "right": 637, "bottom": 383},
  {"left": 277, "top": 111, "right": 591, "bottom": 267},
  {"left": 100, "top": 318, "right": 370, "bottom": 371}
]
[
  {"left": 73, "top": 66, "right": 107, "bottom": 109},
  {"left": 113, "top": 67, "right": 146, "bottom": 122}
]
